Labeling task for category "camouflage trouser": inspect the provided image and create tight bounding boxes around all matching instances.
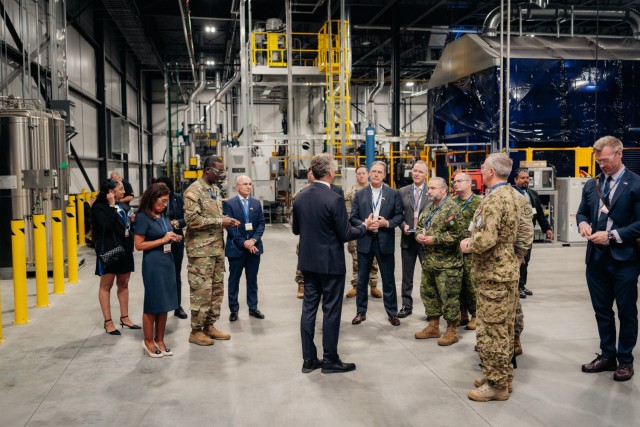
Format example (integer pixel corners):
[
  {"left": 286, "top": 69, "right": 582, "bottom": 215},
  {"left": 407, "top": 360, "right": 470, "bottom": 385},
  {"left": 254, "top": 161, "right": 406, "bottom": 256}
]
[
  {"left": 347, "top": 240, "right": 378, "bottom": 288},
  {"left": 476, "top": 279, "right": 518, "bottom": 388},
  {"left": 459, "top": 254, "right": 476, "bottom": 316},
  {"left": 188, "top": 255, "right": 225, "bottom": 329},
  {"left": 295, "top": 243, "right": 304, "bottom": 285},
  {"left": 420, "top": 265, "right": 462, "bottom": 322},
  {"left": 514, "top": 297, "right": 524, "bottom": 337}
]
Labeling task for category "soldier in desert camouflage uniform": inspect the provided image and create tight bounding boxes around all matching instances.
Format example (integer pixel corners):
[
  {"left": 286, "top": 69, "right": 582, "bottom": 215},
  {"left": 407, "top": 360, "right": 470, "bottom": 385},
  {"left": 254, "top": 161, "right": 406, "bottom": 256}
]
[
  {"left": 184, "top": 156, "right": 240, "bottom": 346},
  {"left": 461, "top": 153, "right": 533, "bottom": 402},
  {"left": 415, "top": 177, "right": 464, "bottom": 346}
]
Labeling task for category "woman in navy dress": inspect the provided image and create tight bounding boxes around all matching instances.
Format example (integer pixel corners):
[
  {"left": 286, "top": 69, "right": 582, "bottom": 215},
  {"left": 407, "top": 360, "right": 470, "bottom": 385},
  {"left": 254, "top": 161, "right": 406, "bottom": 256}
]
[
  {"left": 134, "top": 183, "right": 181, "bottom": 357},
  {"left": 91, "top": 179, "right": 139, "bottom": 335}
]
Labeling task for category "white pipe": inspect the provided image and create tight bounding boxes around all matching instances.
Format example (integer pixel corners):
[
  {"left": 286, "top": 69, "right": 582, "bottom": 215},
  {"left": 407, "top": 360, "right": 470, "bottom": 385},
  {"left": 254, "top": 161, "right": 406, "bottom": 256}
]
[{"left": 367, "top": 60, "right": 384, "bottom": 125}]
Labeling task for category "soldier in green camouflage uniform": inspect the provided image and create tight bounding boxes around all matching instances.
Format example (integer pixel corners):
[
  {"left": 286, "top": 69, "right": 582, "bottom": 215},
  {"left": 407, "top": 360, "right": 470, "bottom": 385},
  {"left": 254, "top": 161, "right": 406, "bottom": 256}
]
[
  {"left": 453, "top": 173, "right": 483, "bottom": 329},
  {"left": 184, "top": 156, "right": 241, "bottom": 346},
  {"left": 415, "top": 177, "right": 464, "bottom": 346},
  {"left": 461, "top": 153, "right": 533, "bottom": 402}
]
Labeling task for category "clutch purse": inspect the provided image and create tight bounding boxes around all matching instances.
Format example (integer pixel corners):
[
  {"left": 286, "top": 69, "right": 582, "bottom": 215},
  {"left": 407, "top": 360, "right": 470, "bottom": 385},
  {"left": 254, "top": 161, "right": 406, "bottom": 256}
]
[{"left": 98, "top": 245, "right": 125, "bottom": 269}]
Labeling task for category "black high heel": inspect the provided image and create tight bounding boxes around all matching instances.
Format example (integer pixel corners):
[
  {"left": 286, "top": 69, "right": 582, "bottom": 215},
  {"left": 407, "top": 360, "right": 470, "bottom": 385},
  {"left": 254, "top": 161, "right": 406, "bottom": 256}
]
[
  {"left": 104, "top": 319, "right": 121, "bottom": 335},
  {"left": 120, "top": 316, "right": 142, "bottom": 330}
]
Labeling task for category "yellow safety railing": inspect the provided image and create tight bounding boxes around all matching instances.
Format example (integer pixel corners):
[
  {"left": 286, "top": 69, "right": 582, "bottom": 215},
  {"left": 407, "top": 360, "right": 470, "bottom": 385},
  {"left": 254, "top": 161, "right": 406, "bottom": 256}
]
[{"left": 251, "top": 31, "right": 319, "bottom": 67}]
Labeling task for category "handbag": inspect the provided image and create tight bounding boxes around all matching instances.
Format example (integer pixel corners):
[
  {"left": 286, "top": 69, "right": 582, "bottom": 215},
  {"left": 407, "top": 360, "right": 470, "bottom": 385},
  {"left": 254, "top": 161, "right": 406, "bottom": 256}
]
[
  {"left": 98, "top": 244, "right": 126, "bottom": 269},
  {"left": 594, "top": 175, "right": 640, "bottom": 251}
]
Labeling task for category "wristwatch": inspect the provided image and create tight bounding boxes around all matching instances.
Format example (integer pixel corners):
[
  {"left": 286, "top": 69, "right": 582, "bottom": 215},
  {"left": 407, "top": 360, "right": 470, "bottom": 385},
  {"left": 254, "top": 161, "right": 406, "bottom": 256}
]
[{"left": 608, "top": 231, "right": 616, "bottom": 243}]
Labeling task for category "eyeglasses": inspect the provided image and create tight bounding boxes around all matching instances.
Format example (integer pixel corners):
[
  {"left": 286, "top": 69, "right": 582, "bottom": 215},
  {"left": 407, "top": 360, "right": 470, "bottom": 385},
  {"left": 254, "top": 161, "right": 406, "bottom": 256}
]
[
  {"left": 158, "top": 199, "right": 169, "bottom": 204},
  {"left": 207, "top": 166, "right": 225, "bottom": 175},
  {"left": 595, "top": 150, "right": 619, "bottom": 165},
  {"left": 452, "top": 179, "right": 469, "bottom": 183}
]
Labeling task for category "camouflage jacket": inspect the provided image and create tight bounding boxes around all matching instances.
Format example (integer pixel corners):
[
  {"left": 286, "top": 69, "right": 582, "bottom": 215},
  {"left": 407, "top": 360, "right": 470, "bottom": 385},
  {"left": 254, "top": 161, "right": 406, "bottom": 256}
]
[
  {"left": 183, "top": 178, "right": 227, "bottom": 257},
  {"left": 344, "top": 184, "right": 367, "bottom": 216},
  {"left": 454, "top": 193, "right": 483, "bottom": 238},
  {"left": 514, "top": 188, "right": 534, "bottom": 257},
  {"left": 468, "top": 183, "right": 533, "bottom": 282},
  {"left": 416, "top": 195, "right": 464, "bottom": 269}
]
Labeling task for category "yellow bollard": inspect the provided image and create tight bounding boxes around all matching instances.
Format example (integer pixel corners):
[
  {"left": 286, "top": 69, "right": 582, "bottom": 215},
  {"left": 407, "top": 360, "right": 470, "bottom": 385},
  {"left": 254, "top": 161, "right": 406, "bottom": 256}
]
[
  {"left": 66, "top": 205, "right": 78, "bottom": 284},
  {"left": 51, "top": 210, "right": 65, "bottom": 294},
  {"left": 33, "top": 214, "right": 49, "bottom": 308},
  {"left": 11, "top": 220, "right": 29, "bottom": 324},
  {"left": 77, "top": 193, "right": 86, "bottom": 246}
]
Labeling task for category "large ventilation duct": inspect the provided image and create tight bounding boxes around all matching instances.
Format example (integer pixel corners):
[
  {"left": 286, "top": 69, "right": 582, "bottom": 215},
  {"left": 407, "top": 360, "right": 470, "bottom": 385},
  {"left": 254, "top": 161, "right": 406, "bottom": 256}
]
[
  {"left": 483, "top": 2, "right": 640, "bottom": 40},
  {"left": 189, "top": 62, "right": 207, "bottom": 125},
  {"left": 205, "top": 64, "right": 240, "bottom": 128},
  {"left": 366, "top": 61, "right": 384, "bottom": 125}
]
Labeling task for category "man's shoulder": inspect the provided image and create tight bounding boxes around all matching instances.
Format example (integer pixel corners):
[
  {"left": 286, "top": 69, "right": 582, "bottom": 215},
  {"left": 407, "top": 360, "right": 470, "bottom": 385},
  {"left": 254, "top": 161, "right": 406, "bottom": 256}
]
[{"left": 398, "top": 184, "right": 411, "bottom": 194}]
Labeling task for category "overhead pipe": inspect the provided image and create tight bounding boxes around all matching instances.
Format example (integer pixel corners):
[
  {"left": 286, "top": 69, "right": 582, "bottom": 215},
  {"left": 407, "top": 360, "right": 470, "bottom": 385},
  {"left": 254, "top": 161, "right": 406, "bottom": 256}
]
[
  {"left": 177, "top": 0, "right": 197, "bottom": 82},
  {"left": 483, "top": 3, "right": 640, "bottom": 40},
  {"left": 189, "top": 60, "right": 207, "bottom": 125},
  {"left": 203, "top": 62, "right": 240, "bottom": 128},
  {"left": 366, "top": 60, "right": 384, "bottom": 125}
]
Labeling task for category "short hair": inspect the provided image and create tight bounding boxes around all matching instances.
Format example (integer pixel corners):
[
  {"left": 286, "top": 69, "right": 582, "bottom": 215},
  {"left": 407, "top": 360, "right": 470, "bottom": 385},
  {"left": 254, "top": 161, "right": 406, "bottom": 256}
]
[
  {"left": 235, "top": 175, "right": 252, "bottom": 185},
  {"left": 95, "top": 179, "right": 121, "bottom": 204},
  {"left": 110, "top": 172, "right": 121, "bottom": 180},
  {"left": 371, "top": 160, "right": 387, "bottom": 173},
  {"left": 593, "top": 136, "right": 623, "bottom": 152},
  {"left": 514, "top": 168, "right": 529, "bottom": 177},
  {"left": 355, "top": 164, "right": 368, "bottom": 173},
  {"left": 138, "top": 183, "right": 170, "bottom": 218},
  {"left": 428, "top": 177, "right": 447, "bottom": 188},
  {"left": 154, "top": 176, "right": 174, "bottom": 192},
  {"left": 455, "top": 172, "right": 471, "bottom": 181},
  {"left": 203, "top": 155, "right": 223, "bottom": 169},
  {"left": 484, "top": 153, "right": 513, "bottom": 179},
  {"left": 413, "top": 160, "right": 428, "bottom": 171},
  {"left": 310, "top": 153, "right": 335, "bottom": 180}
]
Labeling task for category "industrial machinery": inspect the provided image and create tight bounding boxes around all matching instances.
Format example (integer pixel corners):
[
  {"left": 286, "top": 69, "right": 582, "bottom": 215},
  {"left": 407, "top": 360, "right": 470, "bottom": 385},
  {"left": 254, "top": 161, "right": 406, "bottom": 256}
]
[
  {"left": 528, "top": 167, "right": 556, "bottom": 191},
  {"left": 556, "top": 177, "right": 590, "bottom": 243}
]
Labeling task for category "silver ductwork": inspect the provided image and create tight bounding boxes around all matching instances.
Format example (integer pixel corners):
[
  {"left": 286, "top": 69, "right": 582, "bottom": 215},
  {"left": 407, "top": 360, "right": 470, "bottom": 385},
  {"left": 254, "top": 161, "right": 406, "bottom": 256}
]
[
  {"left": 189, "top": 62, "right": 207, "bottom": 125},
  {"left": 366, "top": 61, "right": 384, "bottom": 125},
  {"left": 483, "top": 3, "right": 640, "bottom": 40},
  {"left": 206, "top": 65, "right": 240, "bottom": 128}
]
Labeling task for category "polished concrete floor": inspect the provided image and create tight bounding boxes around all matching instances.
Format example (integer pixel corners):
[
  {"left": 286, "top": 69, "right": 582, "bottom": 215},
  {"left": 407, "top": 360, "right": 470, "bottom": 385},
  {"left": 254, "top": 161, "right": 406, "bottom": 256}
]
[{"left": 1, "top": 224, "right": 638, "bottom": 427}]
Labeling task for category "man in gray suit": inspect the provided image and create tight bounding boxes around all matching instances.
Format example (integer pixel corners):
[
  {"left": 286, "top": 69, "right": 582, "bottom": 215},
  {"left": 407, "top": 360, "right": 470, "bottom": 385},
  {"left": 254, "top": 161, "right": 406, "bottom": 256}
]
[{"left": 398, "top": 160, "right": 430, "bottom": 318}]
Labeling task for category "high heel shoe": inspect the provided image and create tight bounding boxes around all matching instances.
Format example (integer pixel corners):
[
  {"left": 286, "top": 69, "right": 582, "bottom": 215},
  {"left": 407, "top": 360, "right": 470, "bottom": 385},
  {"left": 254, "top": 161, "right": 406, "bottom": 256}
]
[
  {"left": 155, "top": 341, "right": 173, "bottom": 356},
  {"left": 141, "top": 341, "right": 163, "bottom": 358},
  {"left": 120, "top": 316, "right": 142, "bottom": 330},
  {"left": 104, "top": 319, "right": 121, "bottom": 335}
]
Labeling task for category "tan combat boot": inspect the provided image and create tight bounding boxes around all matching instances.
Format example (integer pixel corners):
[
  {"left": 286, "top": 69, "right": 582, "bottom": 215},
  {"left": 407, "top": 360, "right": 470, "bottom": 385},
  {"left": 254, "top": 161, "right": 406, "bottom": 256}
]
[
  {"left": 346, "top": 287, "right": 357, "bottom": 298},
  {"left": 468, "top": 382, "right": 509, "bottom": 402},
  {"left": 415, "top": 316, "right": 441, "bottom": 339},
  {"left": 514, "top": 335, "right": 523, "bottom": 355},
  {"left": 189, "top": 329, "right": 214, "bottom": 346},
  {"left": 204, "top": 325, "right": 231, "bottom": 340},
  {"left": 466, "top": 316, "right": 477, "bottom": 330},
  {"left": 474, "top": 376, "right": 513, "bottom": 393},
  {"left": 297, "top": 283, "right": 304, "bottom": 299},
  {"left": 370, "top": 287, "right": 382, "bottom": 298},
  {"left": 437, "top": 321, "right": 459, "bottom": 346}
]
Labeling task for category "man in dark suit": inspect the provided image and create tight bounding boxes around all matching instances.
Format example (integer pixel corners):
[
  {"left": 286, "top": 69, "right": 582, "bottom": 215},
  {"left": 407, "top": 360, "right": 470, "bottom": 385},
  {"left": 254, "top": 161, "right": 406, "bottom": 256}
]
[
  {"left": 398, "top": 160, "right": 429, "bottom": 317},
  {"left": 350, "top": 160, "right": 404, "bottom": 326},
  {"left": 293, "top": 154, "right": 373, "bottom": 374},
  {"left": 513, "top": 168, "right": 554, "bottom": 299},
  {"left": 577, "top": 136, "right": 640, "bottom": 382},
  {"left": 223, "top": 175, "right": 266, "bottom": 321}
]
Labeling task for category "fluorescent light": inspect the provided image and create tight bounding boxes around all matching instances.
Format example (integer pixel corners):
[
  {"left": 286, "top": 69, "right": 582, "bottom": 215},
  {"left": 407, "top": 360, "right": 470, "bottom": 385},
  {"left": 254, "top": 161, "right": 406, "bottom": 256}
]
[{"left": 205, "top": 26, "right": 216, "bottom": 33}]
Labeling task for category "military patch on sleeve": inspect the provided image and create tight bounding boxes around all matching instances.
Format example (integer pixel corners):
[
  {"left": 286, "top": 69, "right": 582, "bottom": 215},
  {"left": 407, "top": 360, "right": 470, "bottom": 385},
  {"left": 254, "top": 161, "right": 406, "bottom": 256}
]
[
  {"left": 522, "top": 204, "right": 533, "bottom": 217},
  {"left": 446, "top": 214, "right": 454, "bottom": 222}
]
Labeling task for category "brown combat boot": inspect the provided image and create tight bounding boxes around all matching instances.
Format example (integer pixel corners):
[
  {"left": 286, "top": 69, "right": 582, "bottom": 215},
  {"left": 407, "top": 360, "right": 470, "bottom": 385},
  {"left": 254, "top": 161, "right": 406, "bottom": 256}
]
[
  {"left": 468, "top": 382, "right": 509, "bottom": 402},
  {"left": 466, "top": 316, "right": 477, "bottom": 330},
  {"left": 474, "top": 376, "right": 513, "bottom": 393},
  {"left": 204, "top": 325, "right": 231, "bottom": 340},
  {"left": 346, "top": 287, "right": 357, "bottom": 298},
  {"left": 370, "top": 287, "right": 382, "bottom": 298},
  {"left": 460, "top": 308, "right": 469, "bottom": 326},
  {"left": 514, "top": 335, "right": 523, "bottom": 356},
  {"left": 189, "top": 329, "right": 214, "bottom": 346},
  {"left": 437, "top": 321, "right": 459, "bottom": 346},
  {"left": 415, "top": 316, "right": 441, "bottom": 339},
  {"left": 297, "top": 283, "right": 304, "bottom": 299}
]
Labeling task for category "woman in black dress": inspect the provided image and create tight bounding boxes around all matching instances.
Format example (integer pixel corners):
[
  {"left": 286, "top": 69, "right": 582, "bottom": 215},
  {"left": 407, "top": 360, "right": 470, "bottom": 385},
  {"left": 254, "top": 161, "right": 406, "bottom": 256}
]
[
  {"left": 134, "top": 183, "right": 181, "bottom": 357},
  {"left": 91, "top": 179, "right": 140, "bottom": 335}
]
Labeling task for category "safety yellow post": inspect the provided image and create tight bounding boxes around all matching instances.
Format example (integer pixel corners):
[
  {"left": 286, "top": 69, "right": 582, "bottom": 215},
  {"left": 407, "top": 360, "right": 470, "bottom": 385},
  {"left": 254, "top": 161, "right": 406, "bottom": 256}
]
[
  {"left": 77, "top": 192, "right": 86, "bottom": 246},
  {"left": 33, "top": 214, "right": 49, "bottom": 308},
  {"left": 51, "top": 209, "right": 65, "bottom": 294},
  {"left": 66, "top": 205, "right": 78, "bottom": 284},
  {"left": 11, "top": 220, "right": 29, "bottom": 324}
]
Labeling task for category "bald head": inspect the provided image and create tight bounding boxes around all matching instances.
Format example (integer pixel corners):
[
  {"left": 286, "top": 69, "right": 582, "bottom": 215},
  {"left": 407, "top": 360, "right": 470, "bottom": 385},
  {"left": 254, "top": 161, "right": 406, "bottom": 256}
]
[{"left": 235, "top": 175, "right": 253, "bottom": 198}]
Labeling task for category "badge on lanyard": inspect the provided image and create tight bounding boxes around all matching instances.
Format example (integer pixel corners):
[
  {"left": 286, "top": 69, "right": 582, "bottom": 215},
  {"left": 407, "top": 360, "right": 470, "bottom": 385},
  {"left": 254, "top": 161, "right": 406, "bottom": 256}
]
[
  {"left": 163, "top": 243, "right": 171, "bottom": 253},
  {"left": 245, "top": 223, "right": 254, "bottom": 231},
  {"left": 124, "top": 229, "right": 130, "bottom": 237}
]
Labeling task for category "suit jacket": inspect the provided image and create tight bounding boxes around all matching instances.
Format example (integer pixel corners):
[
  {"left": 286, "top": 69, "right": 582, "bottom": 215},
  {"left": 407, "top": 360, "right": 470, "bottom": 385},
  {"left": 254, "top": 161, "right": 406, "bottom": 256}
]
[
  {"left": 350, "top": 184, "right": 404, "bottom": 254},
  {"left": 223, "top": 196, "right": 265, "bottom": 258},
  {"left": 293, "top": 182, "right": 366, "bottom": 274},
  {"left": 399, "top": 183, "right": 430, "bottom": 249},
  {"left": 166, "top": 191, "right": 186, "bottom": 237},
  {"left": 521, "top": 187, "right": 552, "bottom": 233},
  {"left": 91, "top": 201, "right": 134, "bottom": 254},
  {"left": 576, "top": 168, "right": 640, "bottom": 263},
  {"left": 330, "top": 184, "right": 344, "bottom": 197}
]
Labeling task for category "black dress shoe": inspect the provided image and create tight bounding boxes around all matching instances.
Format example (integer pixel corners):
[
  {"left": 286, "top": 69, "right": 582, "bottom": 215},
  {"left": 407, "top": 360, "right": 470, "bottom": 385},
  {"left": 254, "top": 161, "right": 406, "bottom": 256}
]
[
  {"left": 301, "top": 358, "right": 323, "bottom": 373},
  {"left": 174, "top": 306, "right": 188, "bottom": 319},
  {"left": 249, "top": 309, "right": 265, "bottom": 319},
  {"left": 352, "top": 313, "right": 366, "bottom": 325},
  {"left": 398, "top": 307, "right": 412, "bottom": 318},
  {"left": 519, "top": 289, "right": 527, "bottom": 299},
  {"left": 229, "top": 312, "right": 238, "bottom": 322},
  {"left": 582, "top": 354, "right": 617, "bottom": 373},
  {"left": 614, "top": 363, "right": 634, "bottom": 381},
  {"left": 523, "top": 287, "right": 533, "bottom": 296},
  {"left": 388, "top": 316, "right": 400, "bottom": 326},
  {"left": 321, "top": 359, "right": 356, "bottom": 374}
]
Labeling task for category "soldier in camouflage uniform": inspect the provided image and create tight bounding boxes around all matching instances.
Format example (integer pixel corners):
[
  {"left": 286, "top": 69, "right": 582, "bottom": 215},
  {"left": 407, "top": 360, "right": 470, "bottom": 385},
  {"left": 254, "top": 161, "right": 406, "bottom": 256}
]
[
  {"left": 184, "top": 156, "right": 241, "bottom": 346},
  {"left": 461, "top": 153, "right": 533, "bottom": 402},
  {"left": 453, "top": 172, "right": 482, "bottom": 330},
  {"left": 415, "top": 177, "right": 464, "bottom": 346},
  {"left": 345, "top": 165, "right": 380, "bottom": 298}
]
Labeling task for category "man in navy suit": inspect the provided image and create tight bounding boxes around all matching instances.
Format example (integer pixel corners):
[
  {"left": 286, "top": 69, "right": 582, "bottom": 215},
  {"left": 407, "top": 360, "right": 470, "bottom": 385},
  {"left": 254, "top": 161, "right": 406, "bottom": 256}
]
[
  {"left": 577, "top": 136, "right": 640, "bottom": 382},
  {"left": 350, "top": 160, "right": 404, "bottom": 326},
  {"left": 293, "top": 154, "right": 373, "bottom": 374},
  {"left": 223, "top": 175, "right": 266, "bottom": 321}
]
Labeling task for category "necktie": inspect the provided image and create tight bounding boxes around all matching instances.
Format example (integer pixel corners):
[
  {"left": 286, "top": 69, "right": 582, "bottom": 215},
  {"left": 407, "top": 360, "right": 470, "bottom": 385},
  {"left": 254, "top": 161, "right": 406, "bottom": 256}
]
[{"left": 596, "top": 176, "right": 612, "bottom": 231}]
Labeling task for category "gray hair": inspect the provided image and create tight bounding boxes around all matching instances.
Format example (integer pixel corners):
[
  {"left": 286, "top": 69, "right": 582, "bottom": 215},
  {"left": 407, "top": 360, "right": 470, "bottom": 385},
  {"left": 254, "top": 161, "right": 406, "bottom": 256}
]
[
  {"left": 235, "top": 175, "right": 252, "bottom": 184},
  {"left": 484, "top": 153, "right": 513, "bottom": 179},
  {"left": 428, "top": 177, "right": 447, "bottom": 188},
  {"left": 310, "top": 153, "right": 336, "bottom": 180},
  {"left": 413, "top": 160, "right": 428, "bottom": 171},
  {"left": 455, "top": 172, "right": 471, "bottom": 181},
  {"left": 593, "top": 135, "right": 623, "bottom": 153},
  {"left": 371, "top": 160, "right": 387, "bottom": 173}
]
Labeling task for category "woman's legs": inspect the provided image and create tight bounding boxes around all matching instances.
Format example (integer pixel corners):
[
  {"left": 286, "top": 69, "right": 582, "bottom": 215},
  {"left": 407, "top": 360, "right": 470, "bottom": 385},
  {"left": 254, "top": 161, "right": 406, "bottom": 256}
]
[
  {"left": 142, "top": 313, "right": 157, "bottom": 351},
  {"left": 99, "top": 274, "right": 116, "bottom": 332},
  {"left": 115, "top": 273, "right": 136, "bottom": 326},
  {"left": 154, "top": 313, "right": 169, "bottom": 351}
]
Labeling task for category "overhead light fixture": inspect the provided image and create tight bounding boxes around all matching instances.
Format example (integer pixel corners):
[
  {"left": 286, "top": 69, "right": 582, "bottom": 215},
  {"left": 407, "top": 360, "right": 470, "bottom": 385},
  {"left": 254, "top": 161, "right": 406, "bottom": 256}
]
[
  {"left": 361, "top": 40, "right": 371, "bottom": 46},
  {"left": 205, "top": 26, "right": 216, "bottom": 33},
  {"left": 405, "top": 82, "right": 415, "bottom": 87},
  {"left": 205, "top": 60, "right": 215, "bottom": 66}
]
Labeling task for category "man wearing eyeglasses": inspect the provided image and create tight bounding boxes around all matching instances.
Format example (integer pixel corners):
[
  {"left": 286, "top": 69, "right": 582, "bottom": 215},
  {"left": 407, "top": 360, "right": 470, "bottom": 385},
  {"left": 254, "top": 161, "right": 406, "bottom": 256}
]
[
  {"left": 184, "top": 156, "right": 241, "bottom": 346},
  {"left": 577, "top": 136, "right": 640, "bottom": 382}
]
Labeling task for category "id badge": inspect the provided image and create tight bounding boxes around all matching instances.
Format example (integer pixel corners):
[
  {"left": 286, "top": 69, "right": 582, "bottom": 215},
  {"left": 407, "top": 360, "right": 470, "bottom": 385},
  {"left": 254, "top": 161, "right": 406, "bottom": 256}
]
[
  {"left": 476, "top": 215, "right": 483, "bottom": 228},
  {"left": 245, "top": 223, "right": 254, "bottom": 231},
  {"left": 531, "top": 207, "right": 537, "bottom": 214},
  {"left": 468, "top": 221, "right": 474, "bottom": 232},
  {"left": 163, "top": 243, "right": 171, "bottom": 253},
  {"left": 124, "top": 229, "right": 130, "bottom": 237},
  {"left": 600, "top": 206, "right": 609, "bottom": 215}
]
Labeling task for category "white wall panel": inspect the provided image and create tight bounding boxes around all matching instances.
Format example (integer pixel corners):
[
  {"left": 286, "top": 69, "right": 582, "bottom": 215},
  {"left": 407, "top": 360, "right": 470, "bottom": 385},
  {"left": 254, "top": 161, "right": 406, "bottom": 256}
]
[
  {"left": 69, "top": 159, "right": 99, "bottom": 194},
  {"left": 82, "top": 101, "right": 98, "bottom": 157},
  {"left": 128, "top": 125, "right": 139, "bottom": 162},
  {"left": 66, "top": 27, "right": 81, "bottom": 86},
  {"left": 105, "top": 63, "right": 121, "bottom": 112},
  {"left": 79, "top": 36, "right": 96, "bottom": 95},
  {"left": 152, "top": 104, "right": 168, "bottom": 164},
  {"left": 127, "top": 84, "right": 138, "bottom": 123}
]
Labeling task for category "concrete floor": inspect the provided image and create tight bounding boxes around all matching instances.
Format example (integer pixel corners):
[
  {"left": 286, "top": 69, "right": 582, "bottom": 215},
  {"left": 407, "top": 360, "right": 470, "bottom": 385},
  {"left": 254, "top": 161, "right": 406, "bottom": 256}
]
[{"left": 1, "top": 224, "right": 638, "bottom": 427}]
